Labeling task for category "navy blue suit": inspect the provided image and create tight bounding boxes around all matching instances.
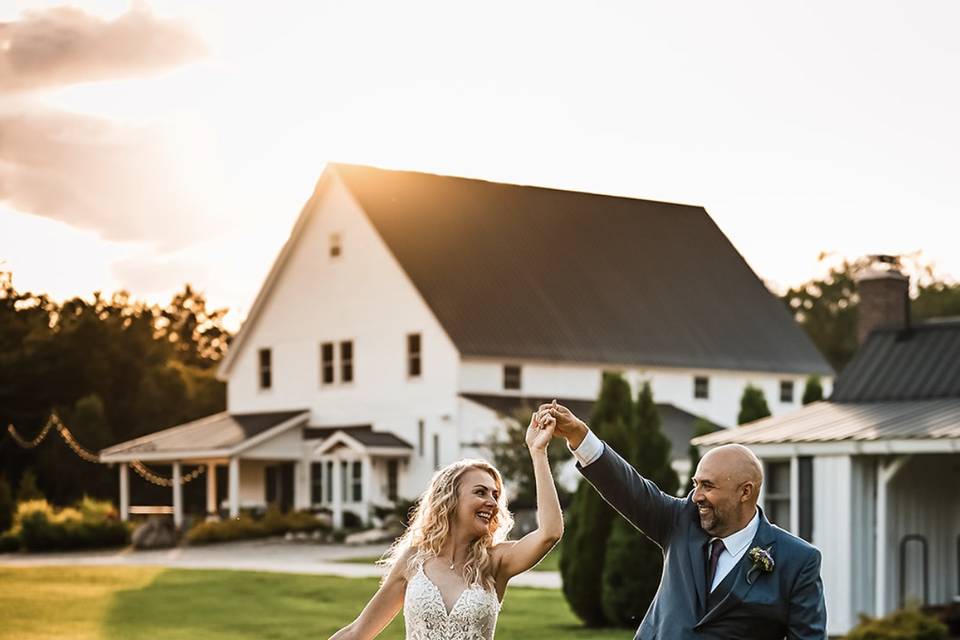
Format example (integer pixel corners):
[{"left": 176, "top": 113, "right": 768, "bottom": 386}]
[{"left": 578, "top": 442, "right": 827, "bottom": 639}]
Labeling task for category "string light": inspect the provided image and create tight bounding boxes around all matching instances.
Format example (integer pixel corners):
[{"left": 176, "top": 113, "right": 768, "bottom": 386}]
[{"left": 6, "top": 413, "right": 206, "bottom": 486}]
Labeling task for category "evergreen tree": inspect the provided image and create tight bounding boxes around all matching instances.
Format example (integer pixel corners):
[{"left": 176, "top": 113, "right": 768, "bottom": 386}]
[
  {"left": 560, "top": 373, "right": 633, "bottom": 626},
  {"left": 685, "top": 418, "right": 716, "bottom": 494},
  {"left": 738, "top": 385, "right": 772, "bottom": 425},
  {"left": 802, "top": 375, "right": 824, "bottom": 405},
  {"left": 601, "top": 382, "right": 679, "bottom": 626}
]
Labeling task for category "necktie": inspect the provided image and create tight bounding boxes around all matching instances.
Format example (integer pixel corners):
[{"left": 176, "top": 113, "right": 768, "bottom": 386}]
[{"left": 706, "top": 538, "right": 724, "bottom": 593}]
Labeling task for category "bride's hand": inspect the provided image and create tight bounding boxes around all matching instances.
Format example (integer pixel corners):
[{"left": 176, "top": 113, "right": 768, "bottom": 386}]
[{"left": 526, "top": 410, "right": 555, "bottom": 453}]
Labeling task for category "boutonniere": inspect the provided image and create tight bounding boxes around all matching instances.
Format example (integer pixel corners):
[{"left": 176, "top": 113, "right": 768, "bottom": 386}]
[{"left": 746, "top": 546, "right": 775, "bottom": 584}]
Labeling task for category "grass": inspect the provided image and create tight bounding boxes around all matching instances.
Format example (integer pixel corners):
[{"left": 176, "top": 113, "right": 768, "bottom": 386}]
[
  {"left": 340, "top": 540, "right": 563, "bottom": 572},
  {"left": 0, "top": 566, "right": 625, "bottom": 639}
]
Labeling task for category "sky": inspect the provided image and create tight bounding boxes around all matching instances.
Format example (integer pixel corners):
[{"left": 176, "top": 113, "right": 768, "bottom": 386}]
[{"left": 2, "top": 1, "right": 958, "bottom": 328}]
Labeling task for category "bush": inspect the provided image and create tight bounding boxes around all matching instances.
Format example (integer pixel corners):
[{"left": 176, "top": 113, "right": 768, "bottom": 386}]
[
  {"left": 0, "top": 530, "right": 19, "bottom": 553},
  {"left": 0, "top": 475, "right": 13, "bottom": 533},
  {"left": 15, "top": 499, "right": 129, "bottom": 551},
  {"left": 185, "top": 509, "right": 330, "bottom": 545},
  {"left": 845, "top": 607, "right": 948, "bottom": 640}
]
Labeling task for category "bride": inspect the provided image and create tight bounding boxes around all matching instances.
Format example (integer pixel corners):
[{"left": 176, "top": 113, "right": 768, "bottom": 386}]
[{"left": 329, "top": 408, "right": 563, "bottom": 639}]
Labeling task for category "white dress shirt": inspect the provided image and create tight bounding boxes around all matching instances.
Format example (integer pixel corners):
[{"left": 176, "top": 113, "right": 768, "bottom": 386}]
[{"left": 571, "top": 430, "right": 761, "bottom": 592}]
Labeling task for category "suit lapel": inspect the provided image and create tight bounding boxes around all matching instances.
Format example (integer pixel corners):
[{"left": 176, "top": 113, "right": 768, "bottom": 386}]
[
  {"left": 686, "top": 505, "right": 709, "bottom": 615},
  {"left": 695, "top": 508, "right": 777, "bottom": 628}
]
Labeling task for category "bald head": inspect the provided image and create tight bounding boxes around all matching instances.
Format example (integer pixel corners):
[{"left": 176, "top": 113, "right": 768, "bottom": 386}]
[
  {"left": 699, "top": 444, "right": 763, "bottom": 491},
  {"left": 692, "top": 444, "right": 764, "bottom": 537}
]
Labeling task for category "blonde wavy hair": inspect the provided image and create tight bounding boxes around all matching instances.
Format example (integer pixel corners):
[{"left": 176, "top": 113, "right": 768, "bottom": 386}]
[{"left": 380, "top": 459, "right": 514, "bottom": 590}]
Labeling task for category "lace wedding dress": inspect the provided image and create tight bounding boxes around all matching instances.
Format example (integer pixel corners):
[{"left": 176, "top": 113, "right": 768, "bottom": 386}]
[{"left": 403, "top": 561, "right": 501, "bottom": 639}]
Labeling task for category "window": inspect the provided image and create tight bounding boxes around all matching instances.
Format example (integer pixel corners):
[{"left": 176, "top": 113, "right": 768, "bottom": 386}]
[
  {"left": 351, "top": 461, "right": 362, "bottom": 502},
  {"left": 798, "top": 457, "right": 813, "bottom": 542},
  {"left": 310, "top": 463, "right": 324, "bottom": 504},
  {"left": 764, "top": 461, "right": 791, "bottom": 529},
  {"left": 321, "top": 343, "right": 335, "bottom": 384},
  {"left": 407, "top": 333, "right": 422, "bottom": 378},
  {"left": 694, "top": 376, "right": 709, "bottom": 399},
  {"left": 433, "top": 433, "right": 440, "bottom": 470},
  {"left": 341, "top": 461, "right": 349, "bottom": 502},
  {"left": 340, "top": 341, "right": 354, "bottom": 383},
  {"left": 387, "top": 460, "right": 399, "bottom": 501},
  {"left": 258, "top": 348, "right": 272, "bottom": 390},
  {"left": 330, "top": 233, "right": 342, "bottom": 258},
  {"left": 417, "top": 420, "right": 425, "bottom": 457},
  {"left": 503, "top": 365, "right": 522, "bottom": 390},
  {"left": 780, "top": 380, "right": 795, "bottom": 403}
]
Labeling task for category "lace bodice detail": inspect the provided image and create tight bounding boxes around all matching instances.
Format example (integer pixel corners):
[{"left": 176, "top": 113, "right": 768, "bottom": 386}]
[{"left": 403, "top": 562, "right": 500, "bottom": 639}]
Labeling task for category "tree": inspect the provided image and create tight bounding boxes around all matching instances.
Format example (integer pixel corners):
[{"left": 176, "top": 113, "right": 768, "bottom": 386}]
[
  {"left": 560, "top": 372, "right": 633, "bottom": 627},
  {"left": 780, "top": 253, "right": 959, "bottom": 372},
  {"left": 685, "top": 417, "right": 716, "bottom": 494},
  {"left": 16, "top": 468, "right": 44, "bottom": 502},
  {"left": 486, "top": 406, "right": 571, "bottom": 509},
  {"left": 602, "top": 382, "right": 680, "bottom": 626},
  {"left": 802, "top": 375, "right": 824, "bottom": 405},
  {"left": 738, "top": 385, "right": 771, "bottom": 425},
  {"left": 0, "top": 475, "right": 13, "bottom": 532}
]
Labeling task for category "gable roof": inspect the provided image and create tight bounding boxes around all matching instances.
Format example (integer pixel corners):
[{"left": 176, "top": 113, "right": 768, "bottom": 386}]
[
  {"left": 460, "top": 393, "right": 719, "bottom": 461},
  {"left": 830, "top": 319, "right": 960, "bottom": 402},
  {"left": 303, "top": 425, "right": 413, "bottom": 449},
  {"left": 221, "top": 164, "right": 832, "bottom": 377}
]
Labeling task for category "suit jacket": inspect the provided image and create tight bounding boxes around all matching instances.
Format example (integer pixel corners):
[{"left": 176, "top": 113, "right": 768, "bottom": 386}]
[{"left": 579, "top": 442, "right": 827, "bottom": 640}]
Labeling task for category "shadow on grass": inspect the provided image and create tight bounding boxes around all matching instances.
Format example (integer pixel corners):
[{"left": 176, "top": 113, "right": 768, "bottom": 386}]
[{"left": 100, "top": 569, "right": 626, "bottom": 639}]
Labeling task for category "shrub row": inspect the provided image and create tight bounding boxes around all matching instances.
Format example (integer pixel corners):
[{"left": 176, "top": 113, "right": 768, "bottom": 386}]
[
  {"left": 9, "top": 498, "right": 130, "bottom": 552},
  {"left": 185, "top": 507, "right": 331, "bottom": 545},
  {"left": 845, "top": 607, "right": 948, "bottom": 640}
]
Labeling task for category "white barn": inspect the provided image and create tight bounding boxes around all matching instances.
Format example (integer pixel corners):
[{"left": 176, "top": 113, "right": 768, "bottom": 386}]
[
  {"left": 100, "top": 163, "right": 832, "bottom": 530},
  {"left": 694, "top": 264, "right": 960, "bottom": 636}
]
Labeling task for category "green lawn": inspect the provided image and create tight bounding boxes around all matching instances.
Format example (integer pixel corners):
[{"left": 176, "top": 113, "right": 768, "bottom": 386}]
[{"left": 0, "top": 566, "right": 625, "bottom": 639}]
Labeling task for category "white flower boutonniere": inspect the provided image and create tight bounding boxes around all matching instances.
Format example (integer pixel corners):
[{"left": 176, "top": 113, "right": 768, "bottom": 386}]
[{"left": 746, "top": 546, "right": 775, "bottom": 584}]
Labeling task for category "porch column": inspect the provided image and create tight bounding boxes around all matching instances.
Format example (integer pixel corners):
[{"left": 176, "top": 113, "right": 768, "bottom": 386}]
[
  {"left": 119, "top": 463, "right": 129, "bottom": 522},
  {"left": 228, "top": 456, "right": 240, "bottom": 518},
  {"left": 294, "top": 455, "right": 310, "bottom": 511},
  {"left": 172, "top": 461, "right": 183, "bottom": 529},
  {"left": 332, "top": 458, "right": 343, "bottom": 529},
  {"left": 875, "top": 456, "right": 910, "bottom": 616},
  {"left": 360, "top": 456, "right": 373, "bottom": 524},
  {"left": 206, "top": 462, "right": 218, "bottom": 518}
]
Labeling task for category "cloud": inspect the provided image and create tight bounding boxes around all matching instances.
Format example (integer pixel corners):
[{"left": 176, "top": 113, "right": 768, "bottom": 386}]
[
  {"left": 0, "top": 4, "right": 206, "bottom": 93},
  {"left": 0, "top": 107, "right": 217, "bottom": 249}
]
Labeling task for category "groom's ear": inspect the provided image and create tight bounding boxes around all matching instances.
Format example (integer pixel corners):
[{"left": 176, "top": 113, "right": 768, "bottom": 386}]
[{"left": 739, "top": 481, "right": 758, "bottom": 503}]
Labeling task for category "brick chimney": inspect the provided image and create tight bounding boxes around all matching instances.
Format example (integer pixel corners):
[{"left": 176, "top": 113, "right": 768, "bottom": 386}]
[{"left": 856, "top": 255, "right": 910, "bottom": 345}]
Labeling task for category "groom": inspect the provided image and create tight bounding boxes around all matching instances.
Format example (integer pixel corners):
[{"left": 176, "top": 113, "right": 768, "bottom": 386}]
[{"left": 540, "top": 402, "right": 826, "bottom": 639}]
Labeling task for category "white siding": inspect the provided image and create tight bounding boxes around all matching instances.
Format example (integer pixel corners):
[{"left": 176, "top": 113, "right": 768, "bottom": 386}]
[
  {"left": 886, "top": 454, "right": 960, "bottom": 610},
  {"left": 850, "top": 457, "right": 877, "bottom": 621},
  {"left": 812, "top": 455, "right": 853, "bottom": 636},
  {"left": 239, "top": 460, "right": 267, "bottom": 507},
  {"left": 460, "top": 358, "right": 831, "bottom": 428},
  {"left": 224, "top": 174, "right": 462, "bottom": 496}
]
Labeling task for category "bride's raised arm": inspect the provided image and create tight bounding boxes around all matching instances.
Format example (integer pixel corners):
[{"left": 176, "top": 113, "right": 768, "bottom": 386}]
[{"left": 493, "top": 408, "right": 564, "bottom": 582}]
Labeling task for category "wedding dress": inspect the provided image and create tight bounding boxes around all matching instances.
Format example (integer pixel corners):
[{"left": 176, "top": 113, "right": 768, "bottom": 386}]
[{"left": 403, "top": 561, "right": 500, "bottom": 639}]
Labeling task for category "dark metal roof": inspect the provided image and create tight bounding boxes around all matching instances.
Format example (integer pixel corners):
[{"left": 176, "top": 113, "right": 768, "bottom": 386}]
[
  {"left": 304, "top": 425, "right": 413, "bottom": 449},
  {"left": 460, "top": 393, "right": 718, "bottom": 461},
  {"left": 100, "top": 410, "right": 308, "bottom": 456},
  {"left": 693, "top": 399, "right": 960, "bottom": 445},
  {"left": 830, "top": 320, "right": 960, "bottom": 402},
  {"left": 333, "top": 164, "right": 831, "bottom": 375}
]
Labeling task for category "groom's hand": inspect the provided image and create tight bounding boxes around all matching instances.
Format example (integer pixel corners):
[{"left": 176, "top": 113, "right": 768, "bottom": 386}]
[{"left": 537, "top": 401, "right": 589, "bottom": 449}]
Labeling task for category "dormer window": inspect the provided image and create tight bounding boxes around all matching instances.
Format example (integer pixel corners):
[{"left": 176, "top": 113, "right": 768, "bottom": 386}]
[
  {"left": 258, "top": 348, "right": 272, "bottom": 390},
  {"left": 329, "top": 233, "right": 342, "bottom": 258},
  {"left": 780, "top": 380, "right": 795, "bottom": 403},
  {"left": 407, "top": 333, "right": 422, "bottom": 378}
]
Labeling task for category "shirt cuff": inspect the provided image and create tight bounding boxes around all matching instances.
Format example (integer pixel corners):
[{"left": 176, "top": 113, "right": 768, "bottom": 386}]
[{"left": 569, "top": 429, "right": 603, "bottom": 467}]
